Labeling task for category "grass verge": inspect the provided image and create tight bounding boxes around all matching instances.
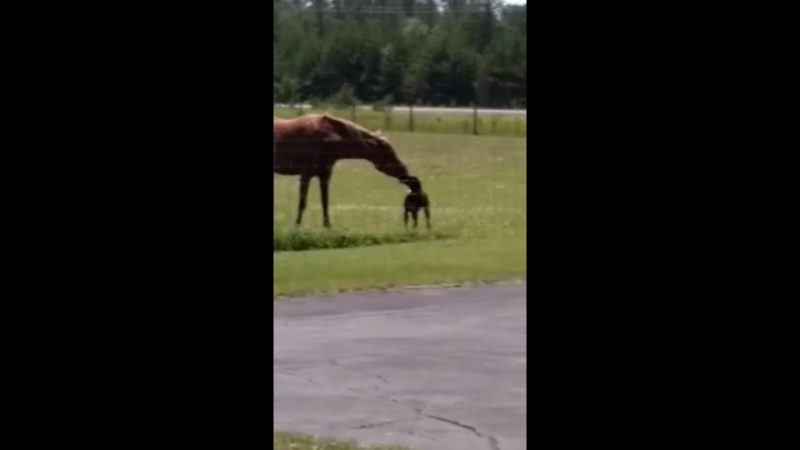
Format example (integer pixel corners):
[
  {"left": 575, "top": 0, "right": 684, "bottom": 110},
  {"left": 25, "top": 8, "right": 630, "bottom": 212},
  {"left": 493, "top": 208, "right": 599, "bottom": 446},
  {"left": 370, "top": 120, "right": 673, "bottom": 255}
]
[
  {"left": 274, "top": 238, "right": 524, "bottom": 298},
  {"left": 274, "top": 432, "right": 409, "bottom": 450}
]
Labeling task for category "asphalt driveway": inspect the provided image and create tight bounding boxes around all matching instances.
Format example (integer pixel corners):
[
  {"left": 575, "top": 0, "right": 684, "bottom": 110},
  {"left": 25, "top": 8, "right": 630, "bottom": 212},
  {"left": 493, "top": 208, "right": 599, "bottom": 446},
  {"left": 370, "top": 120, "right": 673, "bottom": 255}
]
[{"left": 274, "top": 282, "right": 527, "bottom": 450}]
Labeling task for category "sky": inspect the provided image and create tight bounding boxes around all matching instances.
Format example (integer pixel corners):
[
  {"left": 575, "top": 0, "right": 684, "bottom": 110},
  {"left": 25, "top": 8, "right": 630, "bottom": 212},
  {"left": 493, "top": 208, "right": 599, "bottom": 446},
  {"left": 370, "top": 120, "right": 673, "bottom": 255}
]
[{"left": 504, "top": 0, "right": 526, "bottom": 4}]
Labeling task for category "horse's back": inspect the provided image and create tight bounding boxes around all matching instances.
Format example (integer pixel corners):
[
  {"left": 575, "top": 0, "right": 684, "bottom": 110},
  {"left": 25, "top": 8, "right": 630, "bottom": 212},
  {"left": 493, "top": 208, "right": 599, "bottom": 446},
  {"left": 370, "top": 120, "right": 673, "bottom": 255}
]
[{"left": 274, "top": 114, "right": 336, "bottom": 141}]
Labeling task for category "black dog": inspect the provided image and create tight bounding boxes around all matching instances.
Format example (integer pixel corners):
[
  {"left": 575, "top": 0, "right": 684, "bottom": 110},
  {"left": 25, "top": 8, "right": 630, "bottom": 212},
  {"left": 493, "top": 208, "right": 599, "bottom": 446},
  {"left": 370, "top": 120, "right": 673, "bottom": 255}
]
[{"left": 402, "top": 176, "right": 430, "bottom": 230}]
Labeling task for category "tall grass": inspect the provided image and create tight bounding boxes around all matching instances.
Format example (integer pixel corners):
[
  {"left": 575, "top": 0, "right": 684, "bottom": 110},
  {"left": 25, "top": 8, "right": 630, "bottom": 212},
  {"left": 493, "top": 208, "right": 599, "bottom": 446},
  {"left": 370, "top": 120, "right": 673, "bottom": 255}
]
[{"left": 274, "top": 228, "right": 453, "bottom": 252}]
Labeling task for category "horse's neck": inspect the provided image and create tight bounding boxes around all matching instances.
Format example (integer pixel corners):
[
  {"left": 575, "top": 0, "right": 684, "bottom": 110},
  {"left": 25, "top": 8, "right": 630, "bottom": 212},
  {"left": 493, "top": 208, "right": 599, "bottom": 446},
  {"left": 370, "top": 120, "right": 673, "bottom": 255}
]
[
  {"left": 360, "top": 147, "right": 409, "bottom": 180},
  {"left": 334, "top": 144, "right": 371, "bottom": 160}
]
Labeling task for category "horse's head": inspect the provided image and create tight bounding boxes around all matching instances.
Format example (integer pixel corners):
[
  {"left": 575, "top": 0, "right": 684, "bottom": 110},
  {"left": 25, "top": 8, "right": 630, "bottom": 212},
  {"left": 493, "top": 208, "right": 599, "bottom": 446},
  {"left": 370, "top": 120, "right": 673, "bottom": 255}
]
[
  {"left": 362, "top": 131, "right": 410, "bottom": 180},
  {"left": 319, "top": 114, "right": 410, "bottom": 180},
  {"left": 400, "top": 175, "right": 422, "bottom": 193}
]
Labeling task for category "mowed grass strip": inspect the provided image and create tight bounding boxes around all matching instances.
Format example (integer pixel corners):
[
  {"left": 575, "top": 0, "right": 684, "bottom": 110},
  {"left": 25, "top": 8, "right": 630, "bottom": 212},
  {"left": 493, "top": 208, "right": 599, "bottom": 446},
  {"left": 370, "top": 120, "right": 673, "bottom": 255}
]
[
  {"left": 274, "top": 106, "right": 526, "bottom": 138},
  {"left": 274, "top": 432, "right": 409, "bottom": 450},
  {"left": 274, "top": 132, "right": 526, "bottom": 297},
  {"left": 274, "top": 238, "right": 525, "bottom": 297}
]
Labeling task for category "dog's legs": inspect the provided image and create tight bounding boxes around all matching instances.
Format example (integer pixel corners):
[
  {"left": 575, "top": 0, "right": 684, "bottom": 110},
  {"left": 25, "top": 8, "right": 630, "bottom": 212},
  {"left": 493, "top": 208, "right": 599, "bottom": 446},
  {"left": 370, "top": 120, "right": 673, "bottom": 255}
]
[{"left": 412, "top": 210, "right": 419, "bottom": 228}]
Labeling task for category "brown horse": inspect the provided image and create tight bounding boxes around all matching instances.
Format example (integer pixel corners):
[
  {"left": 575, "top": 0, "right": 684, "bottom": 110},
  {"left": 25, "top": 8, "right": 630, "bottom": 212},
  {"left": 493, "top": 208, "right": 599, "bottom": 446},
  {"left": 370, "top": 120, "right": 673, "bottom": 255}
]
[{"left": 274, "top": 113, "right": 412, "bottom": 227}]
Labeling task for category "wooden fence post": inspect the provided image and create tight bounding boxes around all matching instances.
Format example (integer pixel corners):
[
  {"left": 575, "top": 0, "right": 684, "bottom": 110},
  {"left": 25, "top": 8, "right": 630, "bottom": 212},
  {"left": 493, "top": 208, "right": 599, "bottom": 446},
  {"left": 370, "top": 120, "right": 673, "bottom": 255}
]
[{"left": 473, "top": 104, "right": 478, "bottom": 135}]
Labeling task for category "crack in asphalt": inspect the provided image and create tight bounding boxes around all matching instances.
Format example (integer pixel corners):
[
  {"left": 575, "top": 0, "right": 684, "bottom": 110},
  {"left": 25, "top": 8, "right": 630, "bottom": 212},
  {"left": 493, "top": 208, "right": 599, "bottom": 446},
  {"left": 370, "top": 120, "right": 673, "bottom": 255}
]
[
  {"left": 275, "top": 370, "right": 320, "bottom": 385},
  {"left": 278, "top": 363, "right": 499, "bottom": 449},
  {"left": 329, "top": 358, "right": 389, "bottom": 389},
  {"left": 387, "top": 397, "right": 501, "bottom": 450},
  {"left": 420, "top": 413, "right": 501, "bottom": 450},
  {"left": 348, "top": 418, "right": 417, "bottom": 430}
]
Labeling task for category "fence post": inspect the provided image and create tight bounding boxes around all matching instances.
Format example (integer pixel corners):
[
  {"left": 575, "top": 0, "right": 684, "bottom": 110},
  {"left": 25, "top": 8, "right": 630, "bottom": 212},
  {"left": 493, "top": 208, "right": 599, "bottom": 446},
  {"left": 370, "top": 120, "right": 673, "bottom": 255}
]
[
  {"left": 473, "top": 103, "right": 478, "bottom": 135},
  {"left": 409, "top": 104, "right": 414, "bottom": 133}
]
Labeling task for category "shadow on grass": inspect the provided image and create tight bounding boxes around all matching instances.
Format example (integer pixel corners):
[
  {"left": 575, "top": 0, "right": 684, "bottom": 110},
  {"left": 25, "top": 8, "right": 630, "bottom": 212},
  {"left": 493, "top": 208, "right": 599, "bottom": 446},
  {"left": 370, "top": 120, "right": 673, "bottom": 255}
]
[{"left": 274, "top": 229, "right": 454, "bottom": 252}]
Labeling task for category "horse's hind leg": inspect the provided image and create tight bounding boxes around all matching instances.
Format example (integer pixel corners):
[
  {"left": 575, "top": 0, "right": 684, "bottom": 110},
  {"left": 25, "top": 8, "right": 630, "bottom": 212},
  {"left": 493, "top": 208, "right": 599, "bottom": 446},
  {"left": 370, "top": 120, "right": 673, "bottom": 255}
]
[
  {"left": 319, "top": 168, "right": 332, "bottom": 228},
  {"left": 296, "top": 174, "right": 311, "bottom": 226}
]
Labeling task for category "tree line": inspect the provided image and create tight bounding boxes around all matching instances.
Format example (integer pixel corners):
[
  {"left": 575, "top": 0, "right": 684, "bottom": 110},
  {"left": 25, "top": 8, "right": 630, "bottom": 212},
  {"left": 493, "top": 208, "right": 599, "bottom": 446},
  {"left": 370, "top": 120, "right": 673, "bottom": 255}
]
[{"left": 274, "top": 0, "right": 527, "bottom": 108}]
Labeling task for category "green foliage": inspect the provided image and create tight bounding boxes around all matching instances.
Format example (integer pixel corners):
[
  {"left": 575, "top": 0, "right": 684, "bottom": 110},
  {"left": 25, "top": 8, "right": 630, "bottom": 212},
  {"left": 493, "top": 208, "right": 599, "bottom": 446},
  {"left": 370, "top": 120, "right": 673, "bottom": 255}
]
[
  {"left": 273, "top": 0, "right": 527, "bottom": 107},
  {"left": 328, "top": 83, "right": 358, "bottom": 106}
]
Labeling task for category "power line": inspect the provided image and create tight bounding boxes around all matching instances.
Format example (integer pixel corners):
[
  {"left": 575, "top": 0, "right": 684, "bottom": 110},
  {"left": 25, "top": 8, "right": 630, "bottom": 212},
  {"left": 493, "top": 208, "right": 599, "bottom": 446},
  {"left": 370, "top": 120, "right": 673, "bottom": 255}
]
[
  {"left": 275, "top": 3, "right": 524, "bottom": 15},
  {"left": 275, "top": 8, "right": 526, "bottom": 23}
]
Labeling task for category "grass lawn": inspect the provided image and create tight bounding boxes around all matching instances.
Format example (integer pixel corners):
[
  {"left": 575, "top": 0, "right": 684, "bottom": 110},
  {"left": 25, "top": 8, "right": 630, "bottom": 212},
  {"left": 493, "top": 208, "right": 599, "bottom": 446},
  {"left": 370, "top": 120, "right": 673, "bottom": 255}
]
[
  {"left": 274, "top": 432, "right": 410, "bottom": 450},
  {"left": 274, "top": 132, "right": 526, "bottom": 298},
  {"left": 274, "top": 105, "right": 526, "bottom": 138}
]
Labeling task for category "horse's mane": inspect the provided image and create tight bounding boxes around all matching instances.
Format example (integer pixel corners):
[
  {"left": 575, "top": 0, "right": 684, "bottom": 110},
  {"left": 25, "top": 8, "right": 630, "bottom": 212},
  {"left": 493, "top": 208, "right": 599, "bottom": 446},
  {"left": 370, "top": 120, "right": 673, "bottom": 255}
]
[{"left": 319, "top": 114, "right": 391, "bottom": 145}]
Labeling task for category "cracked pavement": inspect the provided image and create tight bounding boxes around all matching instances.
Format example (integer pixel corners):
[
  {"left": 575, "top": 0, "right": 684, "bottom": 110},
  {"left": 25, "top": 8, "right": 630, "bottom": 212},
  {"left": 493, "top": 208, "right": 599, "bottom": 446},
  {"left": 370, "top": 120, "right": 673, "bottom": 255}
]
[{"left": 274, "top": 282, "right": 527, "bottom": 450}]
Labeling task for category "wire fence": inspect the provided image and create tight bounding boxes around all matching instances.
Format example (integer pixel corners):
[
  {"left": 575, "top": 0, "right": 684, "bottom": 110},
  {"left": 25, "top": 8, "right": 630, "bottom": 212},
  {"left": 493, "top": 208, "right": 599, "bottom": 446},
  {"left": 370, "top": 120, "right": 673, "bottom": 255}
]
[{"left": 273, "top": 103, "right": 526, "bottom": 138}]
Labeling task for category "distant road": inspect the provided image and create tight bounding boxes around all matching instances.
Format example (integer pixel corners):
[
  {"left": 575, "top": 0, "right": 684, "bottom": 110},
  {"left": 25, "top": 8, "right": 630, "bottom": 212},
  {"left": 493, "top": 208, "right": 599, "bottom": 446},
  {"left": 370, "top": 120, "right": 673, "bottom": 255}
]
[{"left": 275, "top": 104, "right": 527, "bottom": 116}]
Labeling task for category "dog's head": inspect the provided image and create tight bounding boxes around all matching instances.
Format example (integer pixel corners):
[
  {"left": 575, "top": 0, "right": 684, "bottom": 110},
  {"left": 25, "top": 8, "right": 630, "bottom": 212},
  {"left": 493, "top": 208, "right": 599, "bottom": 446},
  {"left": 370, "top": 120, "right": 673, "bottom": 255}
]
[{"left": 401, "top": 175, "right": 422, "bottom": 192}]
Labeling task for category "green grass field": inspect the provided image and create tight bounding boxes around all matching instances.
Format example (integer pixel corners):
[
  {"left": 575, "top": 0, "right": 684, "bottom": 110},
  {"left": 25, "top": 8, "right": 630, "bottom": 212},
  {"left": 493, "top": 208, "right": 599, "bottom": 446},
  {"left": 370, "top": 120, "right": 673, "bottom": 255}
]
[
  {"left": 274, "top": 132, "right": 526, "bottom": 298},
  {"left": 274, "top": 432, "right": 409, "bottom": 450},
  {"left": 274, "top": 105, "right": 526, "bottom": 137}
]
